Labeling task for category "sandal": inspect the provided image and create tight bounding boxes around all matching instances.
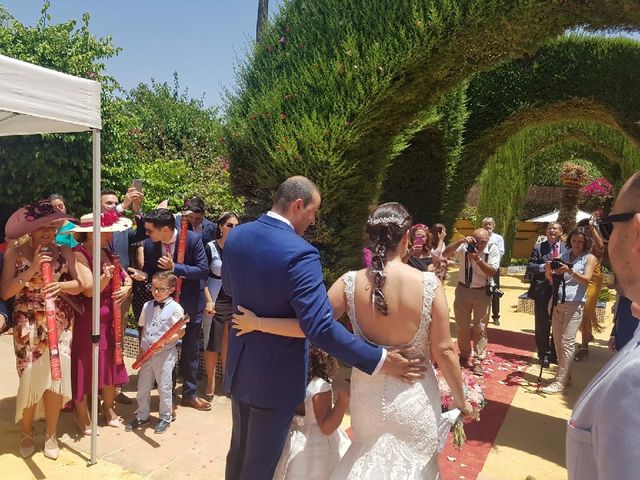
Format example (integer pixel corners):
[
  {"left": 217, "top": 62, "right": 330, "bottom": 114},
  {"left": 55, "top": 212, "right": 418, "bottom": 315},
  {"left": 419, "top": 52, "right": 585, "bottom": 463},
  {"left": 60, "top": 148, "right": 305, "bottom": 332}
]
[
  {"left": 19, "top": 431, "right": 35, "bottom": 458},
  {"left": 574, "top": 348, "right": 590, "bottom": 362},
  {"left": 203, "top": 392, "right": 214, "bottom": 402}
]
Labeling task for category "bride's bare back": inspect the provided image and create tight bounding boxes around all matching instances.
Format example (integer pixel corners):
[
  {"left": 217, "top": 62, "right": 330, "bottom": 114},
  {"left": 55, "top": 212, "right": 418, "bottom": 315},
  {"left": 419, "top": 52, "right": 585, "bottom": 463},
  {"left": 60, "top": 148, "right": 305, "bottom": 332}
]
[{"left": 329, "top": 260, "right": 427, "bottom": 347}]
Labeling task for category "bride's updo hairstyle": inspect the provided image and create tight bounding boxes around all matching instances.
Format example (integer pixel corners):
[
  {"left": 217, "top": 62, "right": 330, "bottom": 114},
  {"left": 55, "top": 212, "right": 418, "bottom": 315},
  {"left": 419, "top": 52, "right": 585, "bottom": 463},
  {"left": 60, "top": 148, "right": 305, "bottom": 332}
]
[{"left": 365, "top": 202, "right": 412, "bottom": 315}]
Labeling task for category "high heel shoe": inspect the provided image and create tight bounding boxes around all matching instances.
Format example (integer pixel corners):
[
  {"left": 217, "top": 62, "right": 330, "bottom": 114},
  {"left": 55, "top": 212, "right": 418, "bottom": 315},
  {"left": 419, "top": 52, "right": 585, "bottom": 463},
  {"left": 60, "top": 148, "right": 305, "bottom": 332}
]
[
  {"left": 43, "top": 433, "right": 59, "bottom": 460},
  {"left": 74, "top": 415, "right": 92, "bottom": 436},
  {"left": 19, "top": 431, "right": 35, "bottom": 458}
]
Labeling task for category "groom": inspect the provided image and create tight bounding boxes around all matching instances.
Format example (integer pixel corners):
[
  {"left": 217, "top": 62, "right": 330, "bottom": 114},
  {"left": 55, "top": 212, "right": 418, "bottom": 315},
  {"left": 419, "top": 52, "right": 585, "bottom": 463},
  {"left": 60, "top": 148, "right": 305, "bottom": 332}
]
[{"left": 222, "top": 176, "right": 425, "bottom": 480}]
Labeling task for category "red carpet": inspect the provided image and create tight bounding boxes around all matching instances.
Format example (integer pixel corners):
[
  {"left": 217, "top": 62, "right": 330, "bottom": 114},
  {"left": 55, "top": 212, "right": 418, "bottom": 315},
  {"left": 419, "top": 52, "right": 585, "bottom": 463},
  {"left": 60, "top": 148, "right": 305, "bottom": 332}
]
[{"left": 438, "top": 329, "right": 535, "bottom": 480}]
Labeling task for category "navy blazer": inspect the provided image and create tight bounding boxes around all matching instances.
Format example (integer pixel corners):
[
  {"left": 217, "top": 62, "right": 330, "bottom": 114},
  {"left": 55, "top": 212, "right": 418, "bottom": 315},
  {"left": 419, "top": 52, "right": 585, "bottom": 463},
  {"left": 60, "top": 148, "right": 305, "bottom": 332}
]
[
  {"left": 141, "top": 229, "right": 209, "bottom": 317},
  {"left": 174, "top": 215, "right": 217, "bottom": 246},
  {"left": 526, "top": 240, "right": 568, "bottom": 300},
  {"left": 222, "top": 214, "right": 383, "bottom": 410}
]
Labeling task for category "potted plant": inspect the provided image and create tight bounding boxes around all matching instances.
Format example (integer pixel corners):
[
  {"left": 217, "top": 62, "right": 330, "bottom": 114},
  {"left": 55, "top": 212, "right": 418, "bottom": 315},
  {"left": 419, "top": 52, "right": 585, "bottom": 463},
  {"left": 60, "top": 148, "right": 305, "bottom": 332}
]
[{"left": 558, "top": 161, "right": 589, "bottom": 230}]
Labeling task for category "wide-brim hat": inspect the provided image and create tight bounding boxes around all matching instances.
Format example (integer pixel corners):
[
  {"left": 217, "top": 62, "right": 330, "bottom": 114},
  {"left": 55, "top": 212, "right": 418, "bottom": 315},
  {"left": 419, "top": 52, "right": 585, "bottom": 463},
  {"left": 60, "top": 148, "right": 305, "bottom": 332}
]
[
  {"left": 5, "top": 200, "right": 77, "bottom": 240},
  {"left": 65, "top": 211, "right": 132, "bottom": 233}
]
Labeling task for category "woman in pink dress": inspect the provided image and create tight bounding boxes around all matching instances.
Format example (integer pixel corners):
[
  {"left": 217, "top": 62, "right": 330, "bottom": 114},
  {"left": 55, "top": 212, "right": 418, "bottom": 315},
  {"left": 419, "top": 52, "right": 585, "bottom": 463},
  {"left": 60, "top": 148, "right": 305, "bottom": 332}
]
[{"left": 67, "top": 212, "right": 133, "bottom": 433}]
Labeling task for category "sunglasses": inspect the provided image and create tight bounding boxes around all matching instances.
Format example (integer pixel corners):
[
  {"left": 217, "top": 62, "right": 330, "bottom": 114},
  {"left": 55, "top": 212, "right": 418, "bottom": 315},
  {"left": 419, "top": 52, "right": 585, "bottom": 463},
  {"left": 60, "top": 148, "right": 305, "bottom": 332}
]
[
  {"left": 596, "top": 212, "right": 638, "bottom": 242},
  {"left": 225, "top": 223, "right": 236, "bottom": 228}
]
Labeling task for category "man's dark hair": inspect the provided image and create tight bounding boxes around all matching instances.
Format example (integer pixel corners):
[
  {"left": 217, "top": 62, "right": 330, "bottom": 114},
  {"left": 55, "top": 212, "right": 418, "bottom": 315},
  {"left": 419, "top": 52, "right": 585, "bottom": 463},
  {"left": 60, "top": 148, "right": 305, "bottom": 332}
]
[
  {"left": 186, "top": 197, "right": 205, "bottom": 214},
  {"left": 143, "top": 208, "right": 176, "bottom": 229},
  {"left": 272, "top": 176, "right": 319, "bottom": 211},
  {"left": 152, "top": 270, "right": 177, "bottom": 287},
  {"left": 101, "top": 189, "right": 119, "bottom": 197}
]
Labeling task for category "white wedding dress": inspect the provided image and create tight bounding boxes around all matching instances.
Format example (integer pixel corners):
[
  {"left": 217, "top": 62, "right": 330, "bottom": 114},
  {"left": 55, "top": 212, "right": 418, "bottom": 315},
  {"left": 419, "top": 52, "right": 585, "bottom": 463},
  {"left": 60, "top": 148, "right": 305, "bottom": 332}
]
[{"left": 330, "top": 271, "right": 442, "bottom": 480}]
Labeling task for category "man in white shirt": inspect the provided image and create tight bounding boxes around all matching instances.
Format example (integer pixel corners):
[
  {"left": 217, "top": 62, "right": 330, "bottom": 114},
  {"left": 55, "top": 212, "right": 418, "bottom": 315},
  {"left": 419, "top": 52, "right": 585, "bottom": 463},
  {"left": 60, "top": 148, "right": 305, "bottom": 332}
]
[
  {"left": 443, "top": 228, "right": 500, "bottom": 376},
  {"left": 482, "top": 217, "right": 505, "bottom": 326},
  {"left": 567, "top": 172, "right": 640, "bottom": 480}
]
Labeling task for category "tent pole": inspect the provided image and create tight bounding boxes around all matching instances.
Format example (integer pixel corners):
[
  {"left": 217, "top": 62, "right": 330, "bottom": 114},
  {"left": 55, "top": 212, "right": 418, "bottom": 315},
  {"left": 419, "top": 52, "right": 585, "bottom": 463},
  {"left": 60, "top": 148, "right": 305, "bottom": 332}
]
[{"left": 89, "top": 128, "right": 101, "bottom": 466}]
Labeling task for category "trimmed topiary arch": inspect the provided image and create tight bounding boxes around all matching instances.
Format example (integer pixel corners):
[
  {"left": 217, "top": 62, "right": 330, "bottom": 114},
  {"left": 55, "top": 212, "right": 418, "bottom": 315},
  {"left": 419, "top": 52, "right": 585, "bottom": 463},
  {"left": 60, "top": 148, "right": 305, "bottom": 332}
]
[
  {"left": 225, "top": 0, "right": 640, "bottom": 277},
  {"left": 476, "top": 120, "right": 640, "bottom": 262},
  {"left": 441, "top": 35, "right": 640, "bottom": 227}
]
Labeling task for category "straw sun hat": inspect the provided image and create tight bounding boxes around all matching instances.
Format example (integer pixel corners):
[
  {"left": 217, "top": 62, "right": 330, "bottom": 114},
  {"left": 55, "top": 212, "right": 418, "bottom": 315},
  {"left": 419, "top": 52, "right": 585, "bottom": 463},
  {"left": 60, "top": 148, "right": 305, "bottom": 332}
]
[{"left": 65, "top": 211, "right": 132, "bottom": 233}]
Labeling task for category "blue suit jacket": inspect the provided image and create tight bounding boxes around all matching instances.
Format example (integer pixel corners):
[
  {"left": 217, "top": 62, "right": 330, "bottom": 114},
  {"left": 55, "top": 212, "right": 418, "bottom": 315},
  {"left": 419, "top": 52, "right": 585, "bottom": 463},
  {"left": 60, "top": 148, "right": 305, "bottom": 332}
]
[
  {"left": 222, "top": 214, "right": 383, "bottom": 409},
  {"left": 141, "top": 229, "right": 209, "bottom": 317}
]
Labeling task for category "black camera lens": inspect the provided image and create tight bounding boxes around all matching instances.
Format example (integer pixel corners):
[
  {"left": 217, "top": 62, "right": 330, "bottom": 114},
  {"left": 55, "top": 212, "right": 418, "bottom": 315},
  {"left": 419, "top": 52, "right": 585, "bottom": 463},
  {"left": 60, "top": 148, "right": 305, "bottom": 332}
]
[{"left": 467, "top": 243, "right": 476, "bottom": 253}]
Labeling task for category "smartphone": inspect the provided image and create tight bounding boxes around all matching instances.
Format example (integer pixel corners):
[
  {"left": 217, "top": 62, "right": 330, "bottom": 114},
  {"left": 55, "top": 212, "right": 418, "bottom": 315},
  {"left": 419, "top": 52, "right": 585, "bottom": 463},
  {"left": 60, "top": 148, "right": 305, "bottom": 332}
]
[
  {"left": 132, "top": 178, "right": 143, "bottom": 191},
  {"left": 413, "top": 236, "right": 425, "bottom": 248}
]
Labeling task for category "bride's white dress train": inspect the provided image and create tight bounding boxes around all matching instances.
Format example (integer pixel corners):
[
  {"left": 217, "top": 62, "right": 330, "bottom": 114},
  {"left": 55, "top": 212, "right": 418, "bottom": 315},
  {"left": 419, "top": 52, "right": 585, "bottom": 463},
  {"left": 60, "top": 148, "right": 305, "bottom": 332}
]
[{"left": 330, "top": 271, "right": 442, "bottom": 480}]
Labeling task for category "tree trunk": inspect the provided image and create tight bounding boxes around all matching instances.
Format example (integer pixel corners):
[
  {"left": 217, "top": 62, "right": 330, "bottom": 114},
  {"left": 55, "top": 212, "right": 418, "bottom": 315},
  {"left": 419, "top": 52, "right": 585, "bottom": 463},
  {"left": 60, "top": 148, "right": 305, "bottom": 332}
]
[
  {"left": 256, "top": 0, "right": 269, "bottom": 43},
  {"left": 558, "top": 181, "right": 581, "bottom": 233}
]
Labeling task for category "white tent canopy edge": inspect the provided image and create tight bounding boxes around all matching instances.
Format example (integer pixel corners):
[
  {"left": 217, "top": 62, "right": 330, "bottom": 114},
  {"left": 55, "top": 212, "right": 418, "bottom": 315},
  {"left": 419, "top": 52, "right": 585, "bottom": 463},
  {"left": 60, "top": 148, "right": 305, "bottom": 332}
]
[{"left": 0, "top": 53, "right": 103, "bottom": 466}]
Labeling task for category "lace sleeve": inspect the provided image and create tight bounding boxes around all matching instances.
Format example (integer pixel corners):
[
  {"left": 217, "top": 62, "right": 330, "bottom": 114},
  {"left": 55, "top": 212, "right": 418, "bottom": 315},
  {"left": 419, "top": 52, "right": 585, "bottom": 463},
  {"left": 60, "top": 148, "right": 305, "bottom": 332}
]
[
  {"left": 421, "top": 272, "right": 438, "bottom": 324},
  {"left": 342, "top": 271, "right": 363, "bottom": 337}
]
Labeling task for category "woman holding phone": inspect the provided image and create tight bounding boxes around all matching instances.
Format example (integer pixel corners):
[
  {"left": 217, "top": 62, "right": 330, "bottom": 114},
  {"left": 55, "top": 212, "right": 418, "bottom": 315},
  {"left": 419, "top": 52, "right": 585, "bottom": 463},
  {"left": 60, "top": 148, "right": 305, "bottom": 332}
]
[{"left": 407, "top": 224, "right": 434, "bottom": 272}]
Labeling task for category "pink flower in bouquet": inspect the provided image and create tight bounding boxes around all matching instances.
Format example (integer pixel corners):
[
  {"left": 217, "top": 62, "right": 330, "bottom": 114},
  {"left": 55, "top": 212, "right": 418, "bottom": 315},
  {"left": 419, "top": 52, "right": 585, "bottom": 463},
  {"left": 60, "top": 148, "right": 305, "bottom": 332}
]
[{"left": 437, "top": 369, "right": 487, "bottom": 451}]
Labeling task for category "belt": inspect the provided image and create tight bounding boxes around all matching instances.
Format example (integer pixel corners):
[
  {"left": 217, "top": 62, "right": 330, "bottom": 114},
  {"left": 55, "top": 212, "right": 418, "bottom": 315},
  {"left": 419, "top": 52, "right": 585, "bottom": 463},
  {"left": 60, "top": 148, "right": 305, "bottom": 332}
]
[{"left": 458, "top": 282, "right": 485, "bottom": 290}]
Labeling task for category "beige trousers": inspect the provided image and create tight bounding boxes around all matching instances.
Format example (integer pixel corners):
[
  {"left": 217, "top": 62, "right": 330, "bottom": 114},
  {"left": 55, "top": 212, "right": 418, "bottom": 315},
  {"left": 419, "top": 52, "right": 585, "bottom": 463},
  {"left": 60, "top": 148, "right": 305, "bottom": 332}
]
[
  {"left": 551, "top": 302, "right": 583, "bottom": 386},
  {"left": 453, "top": 284, "right": 492, "bottom": 361}
]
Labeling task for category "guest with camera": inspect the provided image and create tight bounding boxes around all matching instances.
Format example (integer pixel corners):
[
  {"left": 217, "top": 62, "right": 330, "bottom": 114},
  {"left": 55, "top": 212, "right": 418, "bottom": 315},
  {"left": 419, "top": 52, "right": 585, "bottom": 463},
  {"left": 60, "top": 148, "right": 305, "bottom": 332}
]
[
  {"left": 526, "top": 222, "right": 566, "bottom": 368},
  {"left": 443, "top": 228, "right": 500, "bottom": 376},
  {"left": 407, "top": 224, "right": 434, "bottom": 272},
  {"left": 540, "top": 227, "right": 597, "bottom": 394},
  {"left": 482, "top": 217, "right": 505, "bottom": 326}
]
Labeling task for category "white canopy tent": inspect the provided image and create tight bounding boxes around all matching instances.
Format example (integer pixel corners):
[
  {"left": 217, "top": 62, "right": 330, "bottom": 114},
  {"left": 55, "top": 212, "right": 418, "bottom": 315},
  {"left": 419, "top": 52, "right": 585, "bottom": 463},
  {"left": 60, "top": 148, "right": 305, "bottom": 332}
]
[
  {"left": 0, "top": 53, "right": 103, "bottom": 465},
  {"left": 526, "top": 209, "right": 592, "bottom": 224}
]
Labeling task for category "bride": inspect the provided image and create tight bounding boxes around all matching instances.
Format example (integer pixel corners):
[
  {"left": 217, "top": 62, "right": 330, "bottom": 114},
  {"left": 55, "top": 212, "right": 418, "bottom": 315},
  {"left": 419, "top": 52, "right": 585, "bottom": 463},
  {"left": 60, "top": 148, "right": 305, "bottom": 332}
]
[{"left": 232, "top": 202, "right": 472, "bottom": 479}]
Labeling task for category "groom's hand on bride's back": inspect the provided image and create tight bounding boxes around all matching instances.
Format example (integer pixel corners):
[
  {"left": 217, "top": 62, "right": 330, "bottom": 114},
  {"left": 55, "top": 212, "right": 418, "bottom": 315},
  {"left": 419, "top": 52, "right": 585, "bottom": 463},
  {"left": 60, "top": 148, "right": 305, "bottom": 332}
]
[{"left": 381, "top": 348, "right": 426, "bottom": 383}]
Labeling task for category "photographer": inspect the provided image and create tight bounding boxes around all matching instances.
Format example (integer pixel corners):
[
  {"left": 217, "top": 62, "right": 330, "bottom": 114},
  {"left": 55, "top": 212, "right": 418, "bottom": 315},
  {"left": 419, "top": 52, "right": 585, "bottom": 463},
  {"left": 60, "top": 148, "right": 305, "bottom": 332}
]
[
  {"left": 482, "top": 217, "right": 505, "bottom": 326},
  {"left": 407, "top": 224, "right": 434, "bottom": 272},
  {"left": 443, "top": 228, "right": 500, "bottom": 376},
  {"left": 540, "top": 227, "right": 597, "bottom": 395},
  {"left": 526, "top": 222, "right": 566, "bottom": 368}
]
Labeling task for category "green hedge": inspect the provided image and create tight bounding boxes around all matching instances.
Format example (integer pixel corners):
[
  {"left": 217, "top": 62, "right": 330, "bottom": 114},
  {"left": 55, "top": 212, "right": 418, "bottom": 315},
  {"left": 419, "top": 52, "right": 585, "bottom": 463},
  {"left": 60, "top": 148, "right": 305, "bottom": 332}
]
[{"left": 225, "top": 0, "right": 640, "bottom": 279}]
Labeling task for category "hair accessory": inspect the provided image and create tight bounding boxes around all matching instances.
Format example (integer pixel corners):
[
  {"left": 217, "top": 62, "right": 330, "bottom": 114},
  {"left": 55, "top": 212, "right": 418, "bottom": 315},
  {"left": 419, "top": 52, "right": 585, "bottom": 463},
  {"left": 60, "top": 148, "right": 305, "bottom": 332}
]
[{"left": 368, "top": 215, "right": 406, "bottom": 226}]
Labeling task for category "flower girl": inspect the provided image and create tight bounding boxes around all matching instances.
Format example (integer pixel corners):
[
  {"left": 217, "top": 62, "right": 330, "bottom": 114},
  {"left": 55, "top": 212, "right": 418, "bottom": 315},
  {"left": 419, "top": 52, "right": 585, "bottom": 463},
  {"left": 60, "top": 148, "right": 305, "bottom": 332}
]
[{"left": 273, "top": 346, "right": 351, "bottom": 479}]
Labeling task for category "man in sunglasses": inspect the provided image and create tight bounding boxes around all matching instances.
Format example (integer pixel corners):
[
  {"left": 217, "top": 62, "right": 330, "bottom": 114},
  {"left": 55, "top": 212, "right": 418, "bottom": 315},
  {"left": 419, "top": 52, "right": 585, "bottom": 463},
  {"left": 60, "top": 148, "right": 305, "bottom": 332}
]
[{"left": 567, "top": 171, "right": 640, "bottom": 480}]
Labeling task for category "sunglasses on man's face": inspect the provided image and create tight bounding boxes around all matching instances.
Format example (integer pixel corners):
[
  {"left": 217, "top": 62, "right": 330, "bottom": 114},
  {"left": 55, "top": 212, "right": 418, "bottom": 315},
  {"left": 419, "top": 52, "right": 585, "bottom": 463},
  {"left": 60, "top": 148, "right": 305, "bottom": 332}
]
[{"left": 596, "top": 212, "right": 638, "bottom": 242}]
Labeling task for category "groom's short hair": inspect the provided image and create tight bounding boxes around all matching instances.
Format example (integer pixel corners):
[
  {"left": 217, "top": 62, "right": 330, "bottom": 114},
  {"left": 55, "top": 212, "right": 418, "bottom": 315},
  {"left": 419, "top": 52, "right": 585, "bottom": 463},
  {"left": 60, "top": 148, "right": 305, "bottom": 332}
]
[{"left": 273, "top": 176, "right": 320, "bottom": 211}]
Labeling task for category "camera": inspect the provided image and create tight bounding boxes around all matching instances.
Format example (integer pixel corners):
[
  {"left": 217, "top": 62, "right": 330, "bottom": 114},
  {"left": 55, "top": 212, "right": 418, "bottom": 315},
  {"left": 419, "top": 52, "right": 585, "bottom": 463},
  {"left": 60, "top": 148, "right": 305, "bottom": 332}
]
[
  {"left": 486, "top": 284, "right": 504, "bottom": 298},
  {"left": 466, "top": 243, "right": 476, "bottom": 253},
  {"left": 550, "top": 258, "right": 573, "bottom": 270}
]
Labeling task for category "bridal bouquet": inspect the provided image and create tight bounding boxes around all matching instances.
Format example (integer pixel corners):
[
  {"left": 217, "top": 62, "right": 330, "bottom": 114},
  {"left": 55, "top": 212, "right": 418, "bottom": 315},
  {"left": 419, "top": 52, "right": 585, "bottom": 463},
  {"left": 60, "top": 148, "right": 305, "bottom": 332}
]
[{"left": 437, "top": 370, "right": 487, "bottom": 451}]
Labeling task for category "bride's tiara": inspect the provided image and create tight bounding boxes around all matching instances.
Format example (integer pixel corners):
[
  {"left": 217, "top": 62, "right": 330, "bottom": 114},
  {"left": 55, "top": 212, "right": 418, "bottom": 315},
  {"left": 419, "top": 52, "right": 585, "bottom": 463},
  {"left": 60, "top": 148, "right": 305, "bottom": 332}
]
[{"left": 368, "top": 215, "right": 406, "bottom": 227}]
